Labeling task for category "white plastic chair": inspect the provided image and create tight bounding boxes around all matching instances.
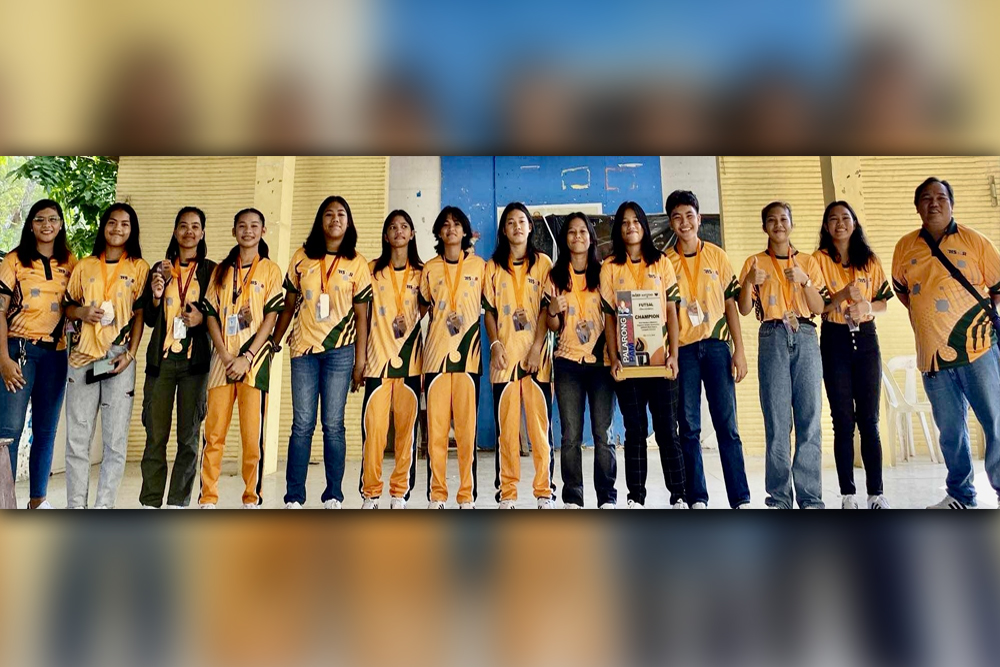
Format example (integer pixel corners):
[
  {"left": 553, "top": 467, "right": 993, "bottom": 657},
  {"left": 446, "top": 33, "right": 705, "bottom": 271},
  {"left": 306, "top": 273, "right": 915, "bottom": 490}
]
[{"left": 881, "top": 356, "right": 942, "bottom": 463}]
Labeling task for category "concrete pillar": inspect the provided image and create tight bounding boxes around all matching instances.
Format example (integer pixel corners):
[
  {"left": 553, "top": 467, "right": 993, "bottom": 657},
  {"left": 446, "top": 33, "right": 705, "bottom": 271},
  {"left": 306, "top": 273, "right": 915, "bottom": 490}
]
[
  {"left": 820, "top": 156, "right": 866, "bottom": 217},
  {"left": 253, "top": 156, "right": 296, "bottom": 475}
]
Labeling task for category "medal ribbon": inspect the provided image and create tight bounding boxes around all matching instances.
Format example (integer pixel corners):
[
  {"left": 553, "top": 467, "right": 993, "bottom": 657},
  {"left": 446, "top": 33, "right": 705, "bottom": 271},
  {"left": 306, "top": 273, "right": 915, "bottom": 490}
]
[
  {"left": 768, "top": 249, "right": 796, "bottom": 315},
  {"left": 231, "top": 255, "right": 260, "bottom": 307},
  {"left": 626, "top": 257, "right": 646, "bottom": 289},
  {"left": 99, "top": 253, "right": 128, "bottom": 302},
  {"left": 677, "top": 242, "right": 705, "bottom": 306},
  {"left": 443, "top": 252, "right": 465, "bottom": 313},
  {"left": 172, "top": 260, "right": 197, "bottom": 308},
  {"left": 388, "top": 263, "right": 410, "bottom": 313}
]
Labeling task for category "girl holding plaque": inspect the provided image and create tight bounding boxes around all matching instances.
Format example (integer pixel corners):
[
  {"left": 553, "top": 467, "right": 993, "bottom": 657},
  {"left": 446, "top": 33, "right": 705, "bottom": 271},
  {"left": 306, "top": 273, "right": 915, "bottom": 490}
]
[
  {"left": 600, "top": 201, "right": 687, "bottom": 509},
  {"left": 484, "top": 202, "right": 555, "bottom": 510},
  {"left": 546, "top": 212, "right": 618, "bottom": 510},
  {"left": 419, "top": 206, "right": 485, "bottom": 509},
  {"left": 738, "top": 201, "right": 828, "bottom": 510},
  {"left": 139, "top": 207, "right": 216, "bottom": 509},
  {"left": 199, "top": 208, "right": 284, "bottom": 509}
]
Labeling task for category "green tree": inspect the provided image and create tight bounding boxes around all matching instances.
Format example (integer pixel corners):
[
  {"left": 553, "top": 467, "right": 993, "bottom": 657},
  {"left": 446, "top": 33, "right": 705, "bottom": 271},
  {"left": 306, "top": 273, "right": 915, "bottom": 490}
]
[
  {"left": 8, "top": 156, "right": 119, "bottom": 258},
  {"left": 0, "top": 156, "right": 43, "bottom": 254}
]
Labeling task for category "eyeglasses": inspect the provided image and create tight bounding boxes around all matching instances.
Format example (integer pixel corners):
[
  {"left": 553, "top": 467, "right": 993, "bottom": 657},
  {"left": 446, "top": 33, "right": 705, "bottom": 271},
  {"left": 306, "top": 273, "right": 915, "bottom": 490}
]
[{"left": 32, "top": 216, "right": 62, "bottom": 225}]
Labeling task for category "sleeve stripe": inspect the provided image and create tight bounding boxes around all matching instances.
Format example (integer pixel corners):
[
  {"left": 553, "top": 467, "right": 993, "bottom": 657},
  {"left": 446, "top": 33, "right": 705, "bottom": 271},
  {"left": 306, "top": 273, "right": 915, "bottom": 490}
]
[{"left": 892, "top": 278, "right": 909, "bottom": 295}]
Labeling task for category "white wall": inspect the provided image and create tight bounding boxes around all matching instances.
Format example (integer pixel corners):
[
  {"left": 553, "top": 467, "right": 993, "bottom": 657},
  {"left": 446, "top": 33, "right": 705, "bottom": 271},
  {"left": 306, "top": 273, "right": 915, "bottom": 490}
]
[
  {"left": 660, "top": 156, "right": 720, "bottom": 214},
  {"left": 388, "top": 156, "right": 441, "bottom": 262}
]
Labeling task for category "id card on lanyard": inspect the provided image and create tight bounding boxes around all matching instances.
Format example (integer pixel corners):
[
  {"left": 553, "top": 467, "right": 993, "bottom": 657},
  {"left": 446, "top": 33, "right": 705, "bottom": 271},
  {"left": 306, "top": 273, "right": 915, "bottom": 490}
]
[
  {"left": 768, "top": 250, "right": 799, "bottom": 334},
  {"left": 317, "top": 255, "right": 340, "bottom": 322},
  {"left": 678, "top": 242, "right": 706, "bottom": 327},
  {"left": 228, "top": 255, "right": 259, "bottom": 336},
  {"left": 172, "top": 260, "right": 197, "bottom": 342}
]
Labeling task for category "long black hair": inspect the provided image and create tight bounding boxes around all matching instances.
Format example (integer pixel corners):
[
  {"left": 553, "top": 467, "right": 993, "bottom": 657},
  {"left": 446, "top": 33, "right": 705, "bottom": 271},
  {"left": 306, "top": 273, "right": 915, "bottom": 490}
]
[
  {"left": 432, "top": 206, "right": 473, "bottom": 257},
  {"left": 818, "top": 200, "right": 876, "bottom": 270},
  {"left": 550, "top": 212, "right": 601, "bottom": 294},
  {"left": 373, "top": 209, "right": 423, "bottom": 275},
  {"left": 165, "top": 206, "right": 208, "bottom": 262},
  {"left": 492, "top": 202, "right": 539, "bottom": 274},
  {"left": 304, "top": 196, "right": 358, "bottom": 261},
  {"left": 15, "top": 199, "right": 71, "bottom": 265},
  {"left": 610, "top": 201, "right": 661, "bottom": 265},
  {"left": 92, "top": 203, "right": 143, "bottom": 260},
  {"left": 214, "top": 208, "right": 270, "bottom": 288}
]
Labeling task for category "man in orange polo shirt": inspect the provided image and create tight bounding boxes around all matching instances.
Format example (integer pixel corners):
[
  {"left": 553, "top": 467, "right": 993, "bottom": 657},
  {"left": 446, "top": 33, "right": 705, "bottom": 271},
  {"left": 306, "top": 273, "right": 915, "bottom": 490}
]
[{"left": 892, "top": 177, "right": 1000, "bottom": 509}]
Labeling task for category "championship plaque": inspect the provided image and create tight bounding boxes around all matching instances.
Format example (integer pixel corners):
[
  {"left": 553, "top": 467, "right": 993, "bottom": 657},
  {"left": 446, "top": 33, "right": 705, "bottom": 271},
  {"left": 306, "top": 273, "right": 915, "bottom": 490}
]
[{"left": 615, "top": 290, "right": 674, "bottom": 380}]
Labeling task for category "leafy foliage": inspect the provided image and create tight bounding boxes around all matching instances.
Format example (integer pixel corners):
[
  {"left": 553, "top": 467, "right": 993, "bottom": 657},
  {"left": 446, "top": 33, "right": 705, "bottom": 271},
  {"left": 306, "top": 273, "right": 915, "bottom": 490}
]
[
  {"left": 0, "top": 156, "right": 43, "bottom": 253},
  {"left": 9, "top": 156, "right": 119, "bottom": 258}
]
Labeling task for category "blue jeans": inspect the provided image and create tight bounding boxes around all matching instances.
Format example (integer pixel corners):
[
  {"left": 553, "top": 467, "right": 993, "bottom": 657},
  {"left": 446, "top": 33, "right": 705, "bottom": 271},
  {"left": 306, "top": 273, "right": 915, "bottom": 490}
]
[
  {"left": 922, "top": 344, "right": 1000, "bottom": 507},
  {"left": 678, "top": 339, "right": 751, "bottom": 508},
  {"left": 285, "top": 345, "right": 355, "bottom": 504},
  {"left": 758, "top": 322, "right": 825, "bottom": 509},
  {"left": 0, "top": 339, "right": 68, "bottom": 499}
]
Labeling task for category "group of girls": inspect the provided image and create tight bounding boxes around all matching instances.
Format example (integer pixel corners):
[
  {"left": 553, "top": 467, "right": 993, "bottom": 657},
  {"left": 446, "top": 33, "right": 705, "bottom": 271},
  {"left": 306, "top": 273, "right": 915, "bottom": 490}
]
[{"left": 0, "top": 190, "right": 892, "bottom": 510}]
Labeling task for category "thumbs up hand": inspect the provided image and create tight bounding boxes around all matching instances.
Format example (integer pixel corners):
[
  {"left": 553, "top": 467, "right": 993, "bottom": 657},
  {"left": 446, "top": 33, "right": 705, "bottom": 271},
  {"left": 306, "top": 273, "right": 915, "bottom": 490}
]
[{"left": 746, "top": 256, "right": 767, "bottom": 287}]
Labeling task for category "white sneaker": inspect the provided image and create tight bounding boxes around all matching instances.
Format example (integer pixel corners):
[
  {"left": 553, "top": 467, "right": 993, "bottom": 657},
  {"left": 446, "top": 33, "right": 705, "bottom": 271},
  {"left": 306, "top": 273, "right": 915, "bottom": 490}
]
[
  {"left": 242, "top": 503, "right": 260, "bottom": 510},
  {"left": 141, "top": 505, "right": 158, "bottom": 510},
  {"left": 31, "top": 500, "right": 54, "bottom": 510},
  {"left": 165, "top": 505, "right": 185, "bottom": 510},
  {"left": 927, "top": 495, "right": 973, "bottom": 510},
  {"left": 200, "top": 504, "right": 217, "bottom": 510},
  {"left": 599, "top": 503, "right": 617, "bottom": 510},
  {"left": 459, "top": 502, "right": 476, "bottom": 510},
  {"left": 868, "top": 495, "right": 891, "bottom": 510},
  {"left": 564, "top": 503, "right": 584, "bottom": 510},
  {"left": 671, "top": 500, "right": 689, "bottom": 510},
  {"left": 428, "top": 501, "right": 446, "bottom": 510},
  {"left": 324, "top": 500, "right": 343, "bottom": 510},
  {"left": 389, "top": 497, "right": 407, "bottom": 510},
  {"left": 285, "top": 502, "right": 303, "bottom": 510},
  {"left": 498, "top": 500, "right": 516, "bottom": 510},
  {"left": 841, "top": 495, "right": 860, "bottom": 510},
  {"left": 690, "top": 502, "right": 708, "bottom": 510},
  {"left": 537, "top": 498, "right": 556, "bottom": 510},
  {"left": 361, "top": 498, "right": 380, "bottom": 510},
  {"left": 627, "top": 500, "right": 644, "bottom": 509},
  {"left": 93, "top": 505, "right": 111, "bottom": 510},
  {"left": 735, "top": 504, "right": 751, "bottom": 510}
]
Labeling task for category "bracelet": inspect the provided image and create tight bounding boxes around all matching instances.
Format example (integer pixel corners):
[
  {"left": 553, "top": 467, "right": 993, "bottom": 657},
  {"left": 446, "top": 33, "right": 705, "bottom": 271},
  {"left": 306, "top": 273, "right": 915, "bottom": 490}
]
[
  {"left": 490, "top": 341, "right": 505, "bottom": 351},
  {"left": 244, "top": 350, "right": 255, "bottom": 362}
]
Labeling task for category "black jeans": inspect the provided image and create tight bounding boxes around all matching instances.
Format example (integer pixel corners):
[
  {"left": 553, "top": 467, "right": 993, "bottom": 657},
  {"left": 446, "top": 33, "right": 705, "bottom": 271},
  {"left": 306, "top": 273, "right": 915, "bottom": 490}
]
[
  {"left": 820, "top": 321, "right": 883, "bottom": 496},
  {"left": 554, "top": 358, "right": 618, "bottom": 507},
  {"left": 614, "top": 376, "right": 686, "bottom": 505}
]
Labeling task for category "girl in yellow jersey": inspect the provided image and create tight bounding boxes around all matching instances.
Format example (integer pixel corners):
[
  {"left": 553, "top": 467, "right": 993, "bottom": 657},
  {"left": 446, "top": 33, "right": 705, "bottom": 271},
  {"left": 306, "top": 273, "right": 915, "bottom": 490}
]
[
  {"left": 359, "top": 210, "right": 425, "bottom": 509},
  {"left": 0, "top": 200, "right": 76, "bottom": 509},
  {"left": 199, "top": 208, "right": 284, "bottom": 509},
  {"left": 813, "top": 201, "right": 893, "bottom": 510},
  {"left": 139, "top": 207, "right": 216, "bottom": 509},
  {"left": 545, "top": 212, "right": 618, "bottom": 509},
  {"left": 600, "top": 201, "right": 686, "bottom": 509},
  {"left": 273, "top": 196, "right": 373, "bottom": 510},
  {"left": 420, "top": 206, "right": 485, "bottom": 509},
  {"left": 64, "top": 203, "right": 149, "bottom": 509},
  {"left": 484, "top": 202, "right": 555, "bottom": 509}
]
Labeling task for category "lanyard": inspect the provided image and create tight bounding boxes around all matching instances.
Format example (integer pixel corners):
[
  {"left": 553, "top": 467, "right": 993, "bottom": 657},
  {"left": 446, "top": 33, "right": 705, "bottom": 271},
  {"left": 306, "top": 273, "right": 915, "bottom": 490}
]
[
  {"left": 231, "top": 255, "right": 260, "bottom": 306},
  {"left": 570, "top": 271, "right": 589, "bottom": 318},
  {"left": 172, "top": 260, "right": 197, "bottom": 307},
  {"left": 768, "top": 249, "right": 796, "bottom": 313},
  {"left": 99, "top": 254, "right": 127, "bottom": 302},
  {"left": 388, "top": 263, "right": 410, "bottom": 313},
  {"left": 319, "top": 254, "right": 341, "bottom": 296},
  {"left": 443, "top": 252, "right": 465, "bottom": 313},
  {"left": 509, "top": 260, "right": 527, "bottom": 310},
  {"left": 626, "top": 257, "right": 646, "bottom": 289},
  {"left": 677, "top": 242, "right": 705, "bottom": 303}
]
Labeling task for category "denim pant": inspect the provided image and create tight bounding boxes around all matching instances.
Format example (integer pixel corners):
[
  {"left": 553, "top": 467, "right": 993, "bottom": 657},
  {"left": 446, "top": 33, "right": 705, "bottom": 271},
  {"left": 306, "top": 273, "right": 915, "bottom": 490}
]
[
  {"left": 64, "top": 345, "right": 137, "bottom": 509},
  {"left": 922, "top": 344, "right": 1000, "bottom": 507},
  {"left": 614, "top": 376, "right": 686, "bottom": 506},
  {"left": 554, "top": 358, "right": 617, "bottom": 507},
  {"left": 140, "top": 358, "right": 209, "bottom": 508},
  {"left": 758, "top": 322, "right": 825, "bottom": 509},
  {"left": 0, "top": 339, "right": 68, "bottom": 499},
  {"left": 285, "top": 345, "right": 355, "bottom": 505},
  {"left": 677, "top": 339, "right": 751, "bottom": 508},
  {"left": 821, "top": 321, "right": 883, "bottom": 497}
]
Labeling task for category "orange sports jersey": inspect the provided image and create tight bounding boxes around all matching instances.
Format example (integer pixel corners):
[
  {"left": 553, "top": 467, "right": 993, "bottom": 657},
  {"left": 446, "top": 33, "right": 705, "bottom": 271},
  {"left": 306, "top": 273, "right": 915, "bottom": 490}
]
[
  {"left": 600, "top": 254, "right": 681, "bottom": 350},
  {"left": 0, "top": 251, "right": 76, "bottom": 349},
  {"left": 65, "top": 255, "right": 149, "bottom": 368},
  {"left": 545, "top": 269, "right": 610, "bottom": 366},
  {"left": 812, "top": 250, "right": 893, "bottom": 327},
  {"left": 738, "top": 249, "right": 828, "bottom": 323},
  {"left": 666, "top": 242, "right": 740, "bottom": 347},
  {"left": 159, "top": 260, "right": 204, "bottom": 359},
  {"left": 204, "top": 257, "right": 284, "bottom": 391},
  {"left": 365, "top": 260, "right": 424, "bottom": 378},
  {"left": 419, "top": 253, "right": 485, "bottom": 375},
  {"left": 483, "top": 254, "right": 554, "bottom": 384},
  {"left": 284, "top": 248, "right": 373, "bottom": 358},
  {"left": 892, "top": 221, "right": 1000, "bottom": 372}
]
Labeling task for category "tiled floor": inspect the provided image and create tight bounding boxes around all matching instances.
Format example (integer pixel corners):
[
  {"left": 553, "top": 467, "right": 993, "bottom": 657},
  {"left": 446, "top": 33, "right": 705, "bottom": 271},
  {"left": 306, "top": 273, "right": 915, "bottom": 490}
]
[{"left": 14, "top": 449, "right": 999, "bottom": 509}]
